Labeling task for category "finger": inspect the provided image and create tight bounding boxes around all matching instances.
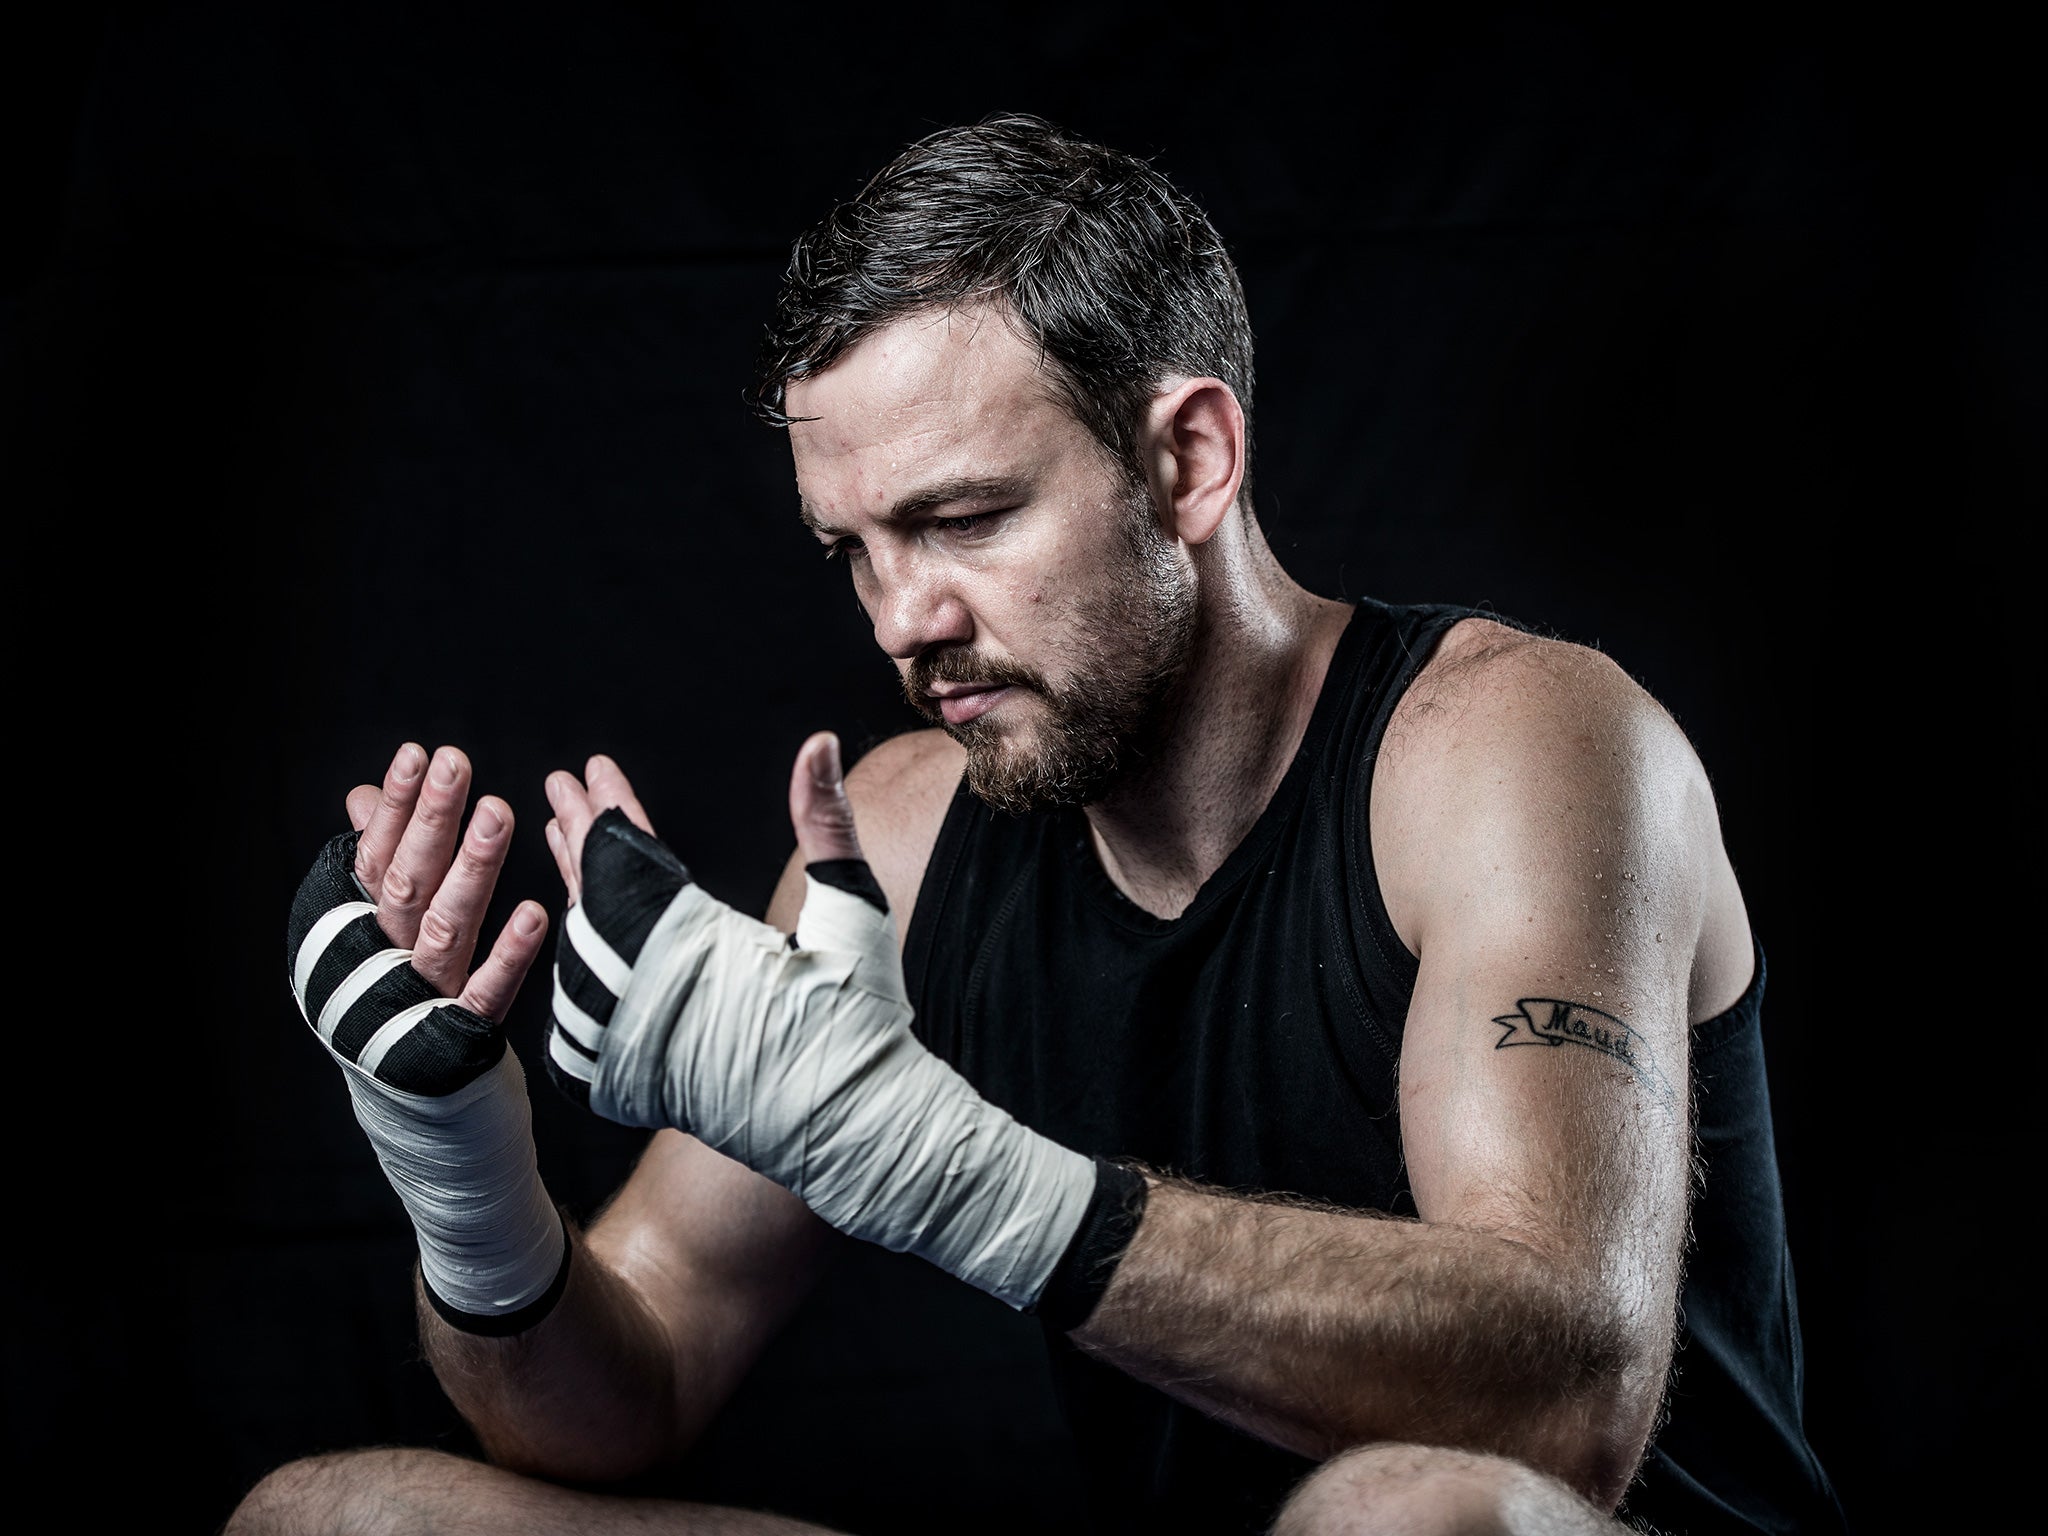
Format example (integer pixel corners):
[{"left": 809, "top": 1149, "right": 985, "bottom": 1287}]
[
  {"left": 353, "top": 743, "right": 428, "bottom": 898},
  {"left": 584, "top": 754, "right": 656, "bottom": 835},
  {"left": 790, "top": 732, "right": 864, "bottom": 866},
  {"left": 412, "top": 795, "right": 514, "bottom": 996},
  {"left": 545, "top": 769, "right": 597, "bottom": 886},
  {"left": 379, "top": 745, "right": 471, "bottom": 949},
  {"left": 345, "top": 785, "right": 380, "bottom": 833},
  {"left": 544, "top": 817, "right": 579, "bottom": 906},
  {"left": 457, "top": 901, "right": 549, "bottom": 1023}
]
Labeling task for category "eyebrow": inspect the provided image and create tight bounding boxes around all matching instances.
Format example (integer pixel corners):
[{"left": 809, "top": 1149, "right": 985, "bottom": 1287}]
[{"left": 799, "top": 474, "right": 1032, "bottom": 536}]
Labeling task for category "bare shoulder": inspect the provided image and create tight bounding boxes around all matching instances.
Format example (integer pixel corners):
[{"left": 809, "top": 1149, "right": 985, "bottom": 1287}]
[
  {"left": 1380, "top": 617, "right": 1697, "bottom": 791},
  {"left": 1373, "top": 619, "right": 1749, "bottom": 1012},
  {"left": 843, "top": 728, "right": 966, "bottom": 919}
]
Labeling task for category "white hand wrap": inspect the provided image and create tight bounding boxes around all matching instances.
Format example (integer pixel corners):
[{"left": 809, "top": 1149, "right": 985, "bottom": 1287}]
[
  {"left": 336, "top": 1052, "right": 565, "bottom": 1325},
  {"left": 290, "top": 831, "right": 568, "bottom": 1332},
  {"left": 553, "top": 812, "right": 1094, "bottom": 1310}
]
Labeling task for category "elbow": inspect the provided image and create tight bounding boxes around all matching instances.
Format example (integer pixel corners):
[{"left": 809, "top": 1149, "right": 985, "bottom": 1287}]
[
  {"left": 1525, "top": 1320, "right": 1671, "bottom": 1511},
  {"left": 474, "top": 1412, "right": 683, "bottom": 1486},
  {"left": 1545, "top": 1399, "right": 1655, "bottom": 1514}
]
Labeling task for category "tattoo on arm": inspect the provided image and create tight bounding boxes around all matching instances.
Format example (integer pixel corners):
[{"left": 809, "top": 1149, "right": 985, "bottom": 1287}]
[{"left": 1493, "top": 999, "right": 1668, "bottom": 1093}]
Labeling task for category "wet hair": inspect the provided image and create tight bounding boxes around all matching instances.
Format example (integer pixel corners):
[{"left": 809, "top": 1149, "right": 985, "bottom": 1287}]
[{"left": 750, "top": 113, "right": 1256, "bottom": 503}]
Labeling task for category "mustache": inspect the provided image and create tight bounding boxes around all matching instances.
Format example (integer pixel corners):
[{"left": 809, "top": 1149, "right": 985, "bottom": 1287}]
[{"left": 903, "top": 648, "right": 1050, "bottom": 717}]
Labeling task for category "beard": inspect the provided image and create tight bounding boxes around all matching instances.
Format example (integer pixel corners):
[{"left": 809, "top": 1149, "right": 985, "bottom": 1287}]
[{"left": 903, "top": 489, "right": 1198, "bottom": 815}]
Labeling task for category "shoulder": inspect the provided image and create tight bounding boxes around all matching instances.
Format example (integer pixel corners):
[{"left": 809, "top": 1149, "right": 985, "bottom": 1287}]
[
  {"left": 844, "top": 729, "right": 966, "bottom": 922},
  {"left": 1382, "top": 617, "right": 1700, "bottom": 787},
  {"left": 1391, "top": 618, "right": 1671, "bottom": 745},
  {"left": 1372, "top": 620, "right": 1733, "bottom": 959}
]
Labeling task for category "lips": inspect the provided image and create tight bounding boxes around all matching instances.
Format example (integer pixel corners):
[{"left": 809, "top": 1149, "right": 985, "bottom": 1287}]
[{"left": 933, "top": 684, "right": 1013, "bottom": 726}]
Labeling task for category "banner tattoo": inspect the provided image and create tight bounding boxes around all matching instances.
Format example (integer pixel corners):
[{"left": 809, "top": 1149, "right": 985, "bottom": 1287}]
[{"left": 1492, "top": 998, "right": 1668, "bottom": 1093}]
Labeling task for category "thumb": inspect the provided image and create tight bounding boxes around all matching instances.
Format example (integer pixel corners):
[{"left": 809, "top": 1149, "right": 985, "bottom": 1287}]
[{"left": 790, "top": 731, "right": 865, "bottom": 866}]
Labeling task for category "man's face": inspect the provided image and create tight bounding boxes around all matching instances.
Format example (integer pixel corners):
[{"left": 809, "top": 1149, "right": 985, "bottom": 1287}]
[{"left": 786, "top": 305, "right": 1196, "bottom": 812}]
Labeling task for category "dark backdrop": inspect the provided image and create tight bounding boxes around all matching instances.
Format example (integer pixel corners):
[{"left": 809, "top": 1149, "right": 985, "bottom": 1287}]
[{"left": 7, "top": 5, "right": 2038, "bottom": 1530}]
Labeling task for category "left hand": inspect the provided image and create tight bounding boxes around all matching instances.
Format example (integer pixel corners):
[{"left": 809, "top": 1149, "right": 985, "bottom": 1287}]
[{"left": 538, "top": 733, "right": 1096, "bottom": 1309}]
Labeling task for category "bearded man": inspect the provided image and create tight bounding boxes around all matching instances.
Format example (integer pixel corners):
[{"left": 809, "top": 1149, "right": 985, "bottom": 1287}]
[{"left": 239, "top": 116, "right": 1844, "bottom": 1535}]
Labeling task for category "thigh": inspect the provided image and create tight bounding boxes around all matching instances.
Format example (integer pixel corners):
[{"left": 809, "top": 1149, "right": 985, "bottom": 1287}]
[
  {"left": 227, "top": 1447, "right": 847, "bottom": 1536},
  {"left": 1272, "top": 1442, "right": 1631, "bottom": 1536}
]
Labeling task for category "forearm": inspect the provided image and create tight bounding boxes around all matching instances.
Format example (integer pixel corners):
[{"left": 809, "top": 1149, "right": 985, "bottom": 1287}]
[
  {"left": 1071, "top": 1179, "right": 1664, "bottom": 1504},
  {"left": 419, "top": 1225, "right": 686, "bottom": 1481}
]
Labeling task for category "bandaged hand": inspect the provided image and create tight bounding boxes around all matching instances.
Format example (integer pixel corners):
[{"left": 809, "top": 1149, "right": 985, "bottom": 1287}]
[
  {"left": 540, "top": 740, "right": 1138, "bottom": 1320},
  {"left": 285, "top": 744, "right": 566, "bottom": 1335}
]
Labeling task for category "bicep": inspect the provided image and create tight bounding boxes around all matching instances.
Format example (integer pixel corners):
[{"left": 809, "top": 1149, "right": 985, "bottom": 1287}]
[
  {"left": 1384, "top": 649, "right": 1703, "bottom": 1289},
  {"left": 1398, "top": 913, "right": 1690, "bottom": 1280}
]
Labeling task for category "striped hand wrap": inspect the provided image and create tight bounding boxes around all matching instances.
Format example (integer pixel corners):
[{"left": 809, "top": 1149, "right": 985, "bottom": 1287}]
[{"left": 287, "top": 831, "right": 568, "bottom": 1334}]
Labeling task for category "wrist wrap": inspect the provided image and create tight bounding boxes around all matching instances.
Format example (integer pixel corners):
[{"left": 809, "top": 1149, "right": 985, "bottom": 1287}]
[
  {"left": 1032, "top": 1159, "right": 1150, "bottom": 1332},
  {"left": 289, "top": 830, "right": 567, "bottom": 1333},
  {"left": 549, "top": 809, "right": 1096, "bottom": 1309}
]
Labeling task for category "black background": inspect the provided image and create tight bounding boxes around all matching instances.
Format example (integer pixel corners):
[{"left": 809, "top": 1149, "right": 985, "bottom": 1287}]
[{"left": 6, "top": 5, "right": 2038, "bottom": 1530}]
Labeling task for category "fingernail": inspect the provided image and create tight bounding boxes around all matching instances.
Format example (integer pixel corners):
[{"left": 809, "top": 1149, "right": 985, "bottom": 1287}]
[
  {"left": 515, "top": 905, "right": 543, "bottom": 937},
  {"left": 393, "top": 744, "right": 425, "bottom": 783},
  {"left": 545, "top": 821, "right": 562, "bottom": 852},
  {"left": 431, "top": 750, "right": 459, "bottom": 787},
  {"left": 813, "top": 733, "right": 843, "bottom": 788},
  {"left": 474, "top": 804, "right": 504, "bottom": 840}
]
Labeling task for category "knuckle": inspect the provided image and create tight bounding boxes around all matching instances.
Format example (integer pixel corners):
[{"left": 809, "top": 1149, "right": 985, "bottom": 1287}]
[
  {"left": 380, "top": 863, "right": 418, "bottom": 906},
  {"left": 415, "top": 908, "right": 458, "bottom": 954}
]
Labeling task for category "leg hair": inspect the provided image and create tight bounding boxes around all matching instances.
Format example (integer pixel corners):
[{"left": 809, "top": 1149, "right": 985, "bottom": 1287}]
[
  {"left": 224, "top": 1446, "right": 847, "bottom": 1536},
  {"left": 1271, "top": 1442, "right": 1634, "bottom": 1536}
]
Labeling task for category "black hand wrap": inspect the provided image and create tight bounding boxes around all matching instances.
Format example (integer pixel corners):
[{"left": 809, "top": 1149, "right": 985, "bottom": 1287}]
[
  {"left": 1032, "top": 1158, "right": 1151, "bottom": 1333},
  {"left": 546, "top": 811, "right": 894, "bottom": 1106},
  {"left": 546, "top": 809, "right": 694, "bottom": 1107},
  {"left": 287, "top": 830, "right": 505, "bottom": 1095}
]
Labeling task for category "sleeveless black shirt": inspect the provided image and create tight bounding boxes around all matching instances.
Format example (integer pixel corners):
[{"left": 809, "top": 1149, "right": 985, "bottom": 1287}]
[{"left": 900, "top": 600, "right": 1844, "bottom": 1535}]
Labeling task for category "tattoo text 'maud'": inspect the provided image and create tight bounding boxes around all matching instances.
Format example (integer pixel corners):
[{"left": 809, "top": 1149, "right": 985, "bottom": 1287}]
[{"left": 1493, "top": 999, "right": 1665, "bottom": 1092}]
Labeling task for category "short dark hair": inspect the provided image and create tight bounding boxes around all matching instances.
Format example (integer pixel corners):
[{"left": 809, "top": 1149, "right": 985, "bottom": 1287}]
[{"left": 750, "top": 113, "right": 1256, "bottom": 504}]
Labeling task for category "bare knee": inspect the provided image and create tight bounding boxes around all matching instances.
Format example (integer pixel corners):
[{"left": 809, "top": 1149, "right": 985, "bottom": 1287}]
[
  {"left": 1272, "top": 1443, "right": 1620, "bottom": 1536},
  {"left": 225, "top": 1447, "right": 465, "bottom": 1536}
]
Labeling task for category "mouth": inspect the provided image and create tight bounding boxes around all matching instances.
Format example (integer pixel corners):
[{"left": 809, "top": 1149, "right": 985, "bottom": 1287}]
[{"left": 929, "top": 683, "right": 1015, "bottom": 726}]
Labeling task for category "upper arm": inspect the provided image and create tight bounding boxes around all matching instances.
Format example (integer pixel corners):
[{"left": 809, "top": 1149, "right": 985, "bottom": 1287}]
[
  {"left": 584, "top": 729, "right": 963, "bottom": 1445},
  {"left": 1373, "top": 631, "right": 1717, "bottom": 1331}
]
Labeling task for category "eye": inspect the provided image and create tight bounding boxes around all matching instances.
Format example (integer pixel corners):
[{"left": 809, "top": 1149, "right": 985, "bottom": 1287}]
[
  {"left": 822, "top": 537, "right": 868, "bottom": 563},
  {"left": 936, "top": 508, "right": 1011, "bottom": 539}
]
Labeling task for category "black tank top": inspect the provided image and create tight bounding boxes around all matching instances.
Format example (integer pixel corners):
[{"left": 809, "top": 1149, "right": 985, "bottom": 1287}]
[{"left": 901, "top": 600, "right": 1845, "bottom": 1535}]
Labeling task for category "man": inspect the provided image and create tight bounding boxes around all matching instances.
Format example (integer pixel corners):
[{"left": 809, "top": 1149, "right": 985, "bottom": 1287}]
[{"left": 240, "top": 116, "right": 1842, "bottom": 1534}]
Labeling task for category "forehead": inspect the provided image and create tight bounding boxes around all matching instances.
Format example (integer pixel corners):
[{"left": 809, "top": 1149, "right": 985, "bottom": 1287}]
[{"left": 785, "top": 305, "right": 1084, "bottom": 511}]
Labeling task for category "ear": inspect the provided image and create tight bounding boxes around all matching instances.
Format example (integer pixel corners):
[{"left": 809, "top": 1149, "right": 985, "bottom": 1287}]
[{"left": 1143, "top": 378, "right": 1247, "bottom": 547}]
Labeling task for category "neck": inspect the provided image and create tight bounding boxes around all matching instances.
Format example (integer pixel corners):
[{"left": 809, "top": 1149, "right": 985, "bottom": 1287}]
[{"left": 1085, "top": 519, "right": 1353, "bottom": 919}]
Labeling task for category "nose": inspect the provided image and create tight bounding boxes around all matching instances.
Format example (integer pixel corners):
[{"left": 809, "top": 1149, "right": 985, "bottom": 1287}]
[{"left": 862, "top": 548, "right": 973, "bottom": 661}]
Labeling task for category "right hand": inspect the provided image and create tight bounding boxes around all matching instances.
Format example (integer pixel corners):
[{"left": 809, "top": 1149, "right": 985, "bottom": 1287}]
[
  {"left": 345, "top": 742, "right": 550, "bottom": 1021},
  {"left": 292, "top": 744, "right": 570, "bottom": 1330}
]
